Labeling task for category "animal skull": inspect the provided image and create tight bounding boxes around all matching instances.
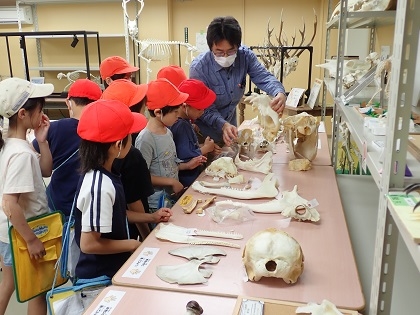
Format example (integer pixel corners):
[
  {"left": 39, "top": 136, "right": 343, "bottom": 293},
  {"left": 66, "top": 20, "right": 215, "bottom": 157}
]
[
  {"left": 244, "top": 93, "right": 281, "bottom": 143},
  {"left": 242, "top": 228, "right": 304, "bottom": 283},
  {"left": 205, "top": 157, "right": 238, "bottom": 179},
  {"left": 282, "top": 112, "right": 319, "bottom": 161}
]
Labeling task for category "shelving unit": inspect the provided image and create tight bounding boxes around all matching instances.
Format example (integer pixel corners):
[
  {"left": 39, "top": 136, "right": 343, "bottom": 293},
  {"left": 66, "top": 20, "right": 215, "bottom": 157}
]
[
  {"left": 0, "top": 30, "right": 101, "bottom": 82},
  {"left": 14, "top": 0, "right": 131, "bottom": 78},
  {"left": 327, "top": 0, "right": 420, "bottom": 314}
]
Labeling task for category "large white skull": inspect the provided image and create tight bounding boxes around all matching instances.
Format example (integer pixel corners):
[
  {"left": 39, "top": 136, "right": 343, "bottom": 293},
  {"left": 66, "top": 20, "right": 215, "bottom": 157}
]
[
  {"left": 283, "top": 112, "right": 319, "bottom": 161},
  {"left": 243, "top": 93, "right": 281, "bottom": 142},
  {"left": 242, "top": 228, "right": 304, "bottom": 283},
  {"left": 205, "top": 157, "right": 238, "bottom": 179}
]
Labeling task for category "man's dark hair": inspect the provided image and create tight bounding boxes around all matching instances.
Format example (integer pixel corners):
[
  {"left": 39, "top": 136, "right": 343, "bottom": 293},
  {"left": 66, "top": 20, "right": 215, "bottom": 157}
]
[{"left": 206, "top": 16, "right": 242, "bottom": 50}]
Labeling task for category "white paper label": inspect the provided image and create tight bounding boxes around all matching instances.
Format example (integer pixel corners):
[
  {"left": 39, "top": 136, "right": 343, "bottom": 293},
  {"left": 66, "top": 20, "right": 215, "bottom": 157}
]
[{"left": 121, "top": 247, "right": 159, "bottom": 279}]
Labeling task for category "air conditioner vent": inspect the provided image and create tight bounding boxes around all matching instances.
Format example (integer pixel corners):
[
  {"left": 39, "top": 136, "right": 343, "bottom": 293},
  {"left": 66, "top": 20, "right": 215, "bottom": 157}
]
[{"left": 0, "top": 6, "right": 33, "bottom": 25}]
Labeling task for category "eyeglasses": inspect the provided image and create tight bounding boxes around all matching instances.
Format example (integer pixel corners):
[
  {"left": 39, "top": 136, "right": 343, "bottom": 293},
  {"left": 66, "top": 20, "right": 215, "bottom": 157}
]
[{"left": 212, "top": 48, "right": 237, "bottom": 58}]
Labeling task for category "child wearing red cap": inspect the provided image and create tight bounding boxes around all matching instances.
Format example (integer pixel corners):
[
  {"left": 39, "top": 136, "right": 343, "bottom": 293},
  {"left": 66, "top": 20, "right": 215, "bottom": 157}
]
[
  {"left": 73, "top": 99, "right": 146, "bottom": 308},
  {"left": 100, "top": 56, "right": 139, "bottom": 88},
  {"left": 0, "top": 77, "right": 54, "bottom": 315},
  {"left": 170, "top": 79, "right": 221, "bottom": 186},
  {"left": 33, "top": 79, "right": 102, "bottom": 217},
  {"left": 156, "top": 65, "right": 187, "bottom": 87},
  {"left": 134, "top": 78, "right": 206, "bottom": 211},
  {"left": 102, "top": 79, "right": 172, "bottom": 239}
]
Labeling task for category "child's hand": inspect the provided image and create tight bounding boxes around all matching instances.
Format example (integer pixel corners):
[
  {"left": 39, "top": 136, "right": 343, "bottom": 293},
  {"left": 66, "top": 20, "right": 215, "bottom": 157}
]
[
  {"left": 153, "top": 208, "right": 173, "bottom": 223},
  {"left": 213, "top": 143, "right": 222, "bottom": 155},
  {"left": 172, "top": 180, "right": 185, "bottom": 194},
  {"left": 202, "top": 136, "right": 215, "bottom": 154},
  {"left": 34, "top": 114, "right": 50, "bottom": 144},
  {"left": 187, "top": 155, "right": 207, "bottom": 170},
  {"left": 27, "top": 237, "right": 46, "bottom": 260}
]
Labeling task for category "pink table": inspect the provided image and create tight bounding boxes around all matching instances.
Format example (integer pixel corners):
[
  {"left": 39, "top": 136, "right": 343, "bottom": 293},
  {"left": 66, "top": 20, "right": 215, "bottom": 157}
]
[
  {"left": 113, "top": 165, "right": 364, "bottom": 311},
  {"left": 83, "top": 285, "right": 236, "bottom": 315}
]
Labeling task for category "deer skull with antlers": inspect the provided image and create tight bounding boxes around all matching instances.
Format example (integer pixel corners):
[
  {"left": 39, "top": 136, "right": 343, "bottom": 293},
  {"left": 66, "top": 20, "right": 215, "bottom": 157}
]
[{"left": 258, "top": 9, "right": 317, "bottom": 80}]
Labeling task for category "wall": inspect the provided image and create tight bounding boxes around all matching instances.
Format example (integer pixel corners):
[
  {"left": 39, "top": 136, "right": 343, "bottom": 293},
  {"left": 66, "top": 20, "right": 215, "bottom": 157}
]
[
  {"left": 1, "top": 0, "right": 326, "bottom": 95},
  {"left": 0, "top": 0, "right": 394, "bottom": 104}
]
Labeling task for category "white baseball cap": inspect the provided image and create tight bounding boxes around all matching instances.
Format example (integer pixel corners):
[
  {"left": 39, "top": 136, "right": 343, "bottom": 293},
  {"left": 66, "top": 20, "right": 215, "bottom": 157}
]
[{"left": 0, "top": 77, "right": 54, "bottom": 118}]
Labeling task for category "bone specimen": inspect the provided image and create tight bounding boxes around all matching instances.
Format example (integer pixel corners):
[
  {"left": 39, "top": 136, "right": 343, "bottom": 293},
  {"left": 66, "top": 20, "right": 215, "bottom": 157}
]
[
  {"left": 191, "top": 173, "right": 279, "bottom": 200},
  {"left": 288, "top": 158, "right": 312, "bottom": 171},
  {"left": 242, "top": 228, "right": 304, "bottom": 283},
  {"left": 185, "top": 301, "right": 204, "bottom": 315},
  {"left": 156, "top": 257, "right": 213, "bottom": 284},
  {"left": 155, "top": 223, "right": 242, "bottom": 248},
  {"left": 195, "top": 196, "right": 216, "bottom": 215},
  {"left": 228, "top": 174, "right": 245, "bottom": 184},
  {"left": 122, "top": 0, "right": 198, "bottom": 83},
  {"left": 169, "top": 246, "right": 227, "bottom": 263},
  {"left": 366, "top": 56, "right": 392, "bottom": 106},
  {"left": 283, "top": 112, "right": 319, "bottom": 161},
  {"left": 329, "top": 0, "right": 397, "bottom": 23},
  {"left": 183, "top": 199, "right": 200, "bottom": 214},
  {"left": 243, "top": 93, "right": 281, "bottom": 143},
  {"left": 57, "top": 71, "right": 101, "bottom": 91},
  {"left": 198, "top": 181, "right": 230, "bottom": 188},
  {"left": 235, "top": 151, "right": 273, "bottom": 174},
  {"left": 216, "top": 185, "right": 320, "bottom": 222},
  {"left": 205, "top": 157, "right": 238, "bottom": 179},
  {"left": 237, "top": 128, "right": 255, "bottom": 159},
  {"left": 296, "top": 299, "right": 345, "bottom": 315}
]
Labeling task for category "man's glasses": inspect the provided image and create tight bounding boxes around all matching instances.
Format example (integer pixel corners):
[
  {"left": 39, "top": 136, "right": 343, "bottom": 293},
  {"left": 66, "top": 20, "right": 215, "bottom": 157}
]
[{"left": 212, "top": 49, "right": 237, "bottom": 58}]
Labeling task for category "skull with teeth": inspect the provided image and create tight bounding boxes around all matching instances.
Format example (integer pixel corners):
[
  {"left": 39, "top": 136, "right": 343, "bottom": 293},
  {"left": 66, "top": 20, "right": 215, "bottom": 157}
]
[{"left": 242, "top": 228, "right": 304, "bottom": 283}]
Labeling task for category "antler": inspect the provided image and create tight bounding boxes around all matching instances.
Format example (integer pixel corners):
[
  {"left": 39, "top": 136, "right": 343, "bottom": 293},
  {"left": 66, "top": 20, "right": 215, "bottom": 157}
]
[
  {"left": 274, "top": 10, "right": 290, "bottom": 59},
  {"left": 293, "top": 8, "right": 317, "bottom": 58}
]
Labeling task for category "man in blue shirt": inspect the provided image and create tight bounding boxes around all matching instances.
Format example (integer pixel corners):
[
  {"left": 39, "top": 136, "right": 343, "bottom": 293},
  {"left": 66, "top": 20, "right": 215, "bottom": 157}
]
[{"left": 190, "top": 16, "right": 286, "bottom": 146}]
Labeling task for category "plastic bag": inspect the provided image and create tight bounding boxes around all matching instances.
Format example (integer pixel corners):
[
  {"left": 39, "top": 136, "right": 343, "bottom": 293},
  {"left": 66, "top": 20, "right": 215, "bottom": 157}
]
[{"left": 206, "top": 204, "right": 256, "bottom": 224}]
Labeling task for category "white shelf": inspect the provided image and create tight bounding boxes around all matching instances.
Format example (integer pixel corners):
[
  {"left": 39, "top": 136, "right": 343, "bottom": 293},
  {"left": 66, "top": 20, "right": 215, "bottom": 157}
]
[
  {"left": 29, "top": 66, "right": 100, "bottom": 71},
  {"left": 387, "top": 194, "right": 420, "bottom": 273},
  {"left": 327, "top": 10, "right": 396, "bottom": 29},
  {"left": 336, "top": 102, "right": 420, "bottom": 188},
  {"left": 24, "top": 33, "right": 125, "bottom": 38},
  {"left": 19, "top": 0, "right": 120, "bottom": 3}
]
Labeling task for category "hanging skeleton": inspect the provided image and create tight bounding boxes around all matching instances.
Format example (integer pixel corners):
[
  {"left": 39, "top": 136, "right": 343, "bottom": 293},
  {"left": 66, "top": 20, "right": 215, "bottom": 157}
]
[
  {"left": 57, "top": 71, "right": 101, "bottom": 91},
  {"left": 122, "top": 0, "right": 198, "bottom": 82},
  {"left": 257, "top": 9, "right": 317, "bottom": 80}
]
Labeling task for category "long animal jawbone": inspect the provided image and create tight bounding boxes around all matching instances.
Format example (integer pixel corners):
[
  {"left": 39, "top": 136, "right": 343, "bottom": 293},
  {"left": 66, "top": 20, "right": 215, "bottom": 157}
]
[{"left": 191, "top": 173, "right": 278, "bottom": 200}]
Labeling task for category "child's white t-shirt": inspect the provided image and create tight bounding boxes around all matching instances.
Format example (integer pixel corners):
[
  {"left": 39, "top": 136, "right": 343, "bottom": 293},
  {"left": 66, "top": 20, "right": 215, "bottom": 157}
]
[{"left": 0, "top": 138, "right": 48, "bottom": 243}]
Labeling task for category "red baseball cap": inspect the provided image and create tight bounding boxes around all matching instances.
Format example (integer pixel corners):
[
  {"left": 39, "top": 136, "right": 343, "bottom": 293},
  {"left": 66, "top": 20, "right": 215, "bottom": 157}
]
[
  {"left": 101, "top": 79, "right": 147, "bottom": 107},
  {"left": 178, "top": 79, "right": 216, "bottom": 110},
  {"left": 156, "top": 65, "right": 187, "bottom": 87},
  {"left": 146, "top": 78, "right": 189, "bottom": 110},
  {"left": 77, "top": 99, "right": 147, "bottom": 142},
  {"left": 67, "top": 79, "right": 102, "bottom": 101},
  {"left": 100, "top": 56, "right": 139, "bottom": 80}
]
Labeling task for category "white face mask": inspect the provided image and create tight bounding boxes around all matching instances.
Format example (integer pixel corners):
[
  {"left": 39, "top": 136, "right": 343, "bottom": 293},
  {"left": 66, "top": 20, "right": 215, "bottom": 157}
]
[{"left": 214, "top": 53, "right": 237, "bottom": 67}]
